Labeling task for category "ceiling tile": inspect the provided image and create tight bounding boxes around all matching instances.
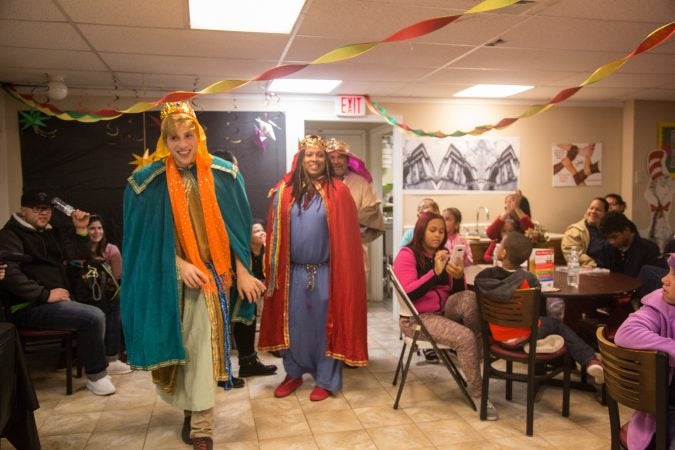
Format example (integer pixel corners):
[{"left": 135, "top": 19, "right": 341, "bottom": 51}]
[
  {"left": 100, "top": 52, "right": 276, "bottom": 79},
  {"left": 452, "top": 47, "right": 625, "bottom": 72},
  {"left": 58, "top": 0, "right": 188, "bottom": 28},
  {"left": 297, "top": 0, "right": 448, "bottom": 40},
  {"left": 289, "top": 62, "right": 434, "bottom": 82},
  {"left": 0, "top": 0, "right": 64, "bottom": 20},
  {"left": 499, "top": 16, "right": 674, "bottom": 52},
  {"left": 78, "top": 24, "right": 289, "bottom": 59},
  {"left": 422, "top": 67, "right": 580, "bottom": 86},
  {"left": 541, "top": 0, "right": 675, "bottom": 22},
  {"left": 0, "top": 19, "right": 90, "bottom": 51},
  {"left": 0, "top": 47, "right": 107, "bottom": 71}
]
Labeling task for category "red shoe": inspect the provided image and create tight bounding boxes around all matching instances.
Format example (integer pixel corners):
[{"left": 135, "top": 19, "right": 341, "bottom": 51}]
[
  {"left": 274, "top": 375, "right": 303, "bottom": 398},
  {"left": 309, "top": 386, "right": 331, "bottom": 401}
]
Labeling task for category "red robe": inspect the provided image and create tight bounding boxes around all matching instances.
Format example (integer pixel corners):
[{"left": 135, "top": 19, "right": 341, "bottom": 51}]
[{"left": 258, "top": 176, "right": 368, "bottom": 366}]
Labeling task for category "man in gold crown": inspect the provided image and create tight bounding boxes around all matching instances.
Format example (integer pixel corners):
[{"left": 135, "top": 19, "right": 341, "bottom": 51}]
[
  {"left": 258, "top": 135, "right": 368, "bottom": 402},
  {"left": 121, "top": 101, "right": 265, "bottom": 449},
  {"left": 326, "top": 138, "right": 385, "bottom": 267}
]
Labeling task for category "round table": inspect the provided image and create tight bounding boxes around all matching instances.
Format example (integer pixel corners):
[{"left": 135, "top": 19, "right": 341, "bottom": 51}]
[
  {"left": 542, "top": 270, "right": 641, "bottom": 298},
  {"left": 543, "top": 269, "right": 641, "bottom": 362}
]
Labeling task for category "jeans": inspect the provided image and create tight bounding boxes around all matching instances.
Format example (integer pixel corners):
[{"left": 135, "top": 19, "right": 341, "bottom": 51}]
[
  {"left": 538, "top": 316, "right": 596, "bottom": 366},
  {"left": 13, "top": 301, "right": 108, "bottom": 379}
]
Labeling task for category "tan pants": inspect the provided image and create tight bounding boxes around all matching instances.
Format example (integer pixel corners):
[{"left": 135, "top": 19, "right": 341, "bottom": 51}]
[{"left": 184, "top": 408, "right": 213, "bottom": 439}]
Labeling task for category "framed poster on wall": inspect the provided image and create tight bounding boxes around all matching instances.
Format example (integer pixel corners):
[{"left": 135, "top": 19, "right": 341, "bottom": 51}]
[
  {"left": 552, "top": 143, "right": 602, "bottom": 187},
  {"left": 400, "top": 135, "right": 520, "bottom": 193}
]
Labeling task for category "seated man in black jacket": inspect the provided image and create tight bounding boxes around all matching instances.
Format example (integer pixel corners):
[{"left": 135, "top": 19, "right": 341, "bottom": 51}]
[
  {"left": 599, "top": 212, "right": 665, "bottom": 278},
  {"left": 599, "top": 212, "right": 667, "bottom": 302},
  {"left": 0, "top": 191, "right": 115, "bottom": 396}
]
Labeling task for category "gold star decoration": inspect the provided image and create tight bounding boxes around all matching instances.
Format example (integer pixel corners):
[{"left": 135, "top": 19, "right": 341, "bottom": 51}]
[{"left": 129, "top": 149, "right": 154, "bottom": 172}]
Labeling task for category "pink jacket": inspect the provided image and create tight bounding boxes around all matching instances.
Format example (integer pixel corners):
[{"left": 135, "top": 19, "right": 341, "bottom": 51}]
[
  {"left": 614, "top": 289, "right": 675, "bottom": 450},
  {"left": 393, "top": 247, "right": 454, "bottom": 314}
]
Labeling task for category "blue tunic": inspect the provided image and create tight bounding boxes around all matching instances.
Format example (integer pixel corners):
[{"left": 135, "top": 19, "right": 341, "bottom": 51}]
[{"left": 282, "top": 194, "right": 343, "bottom": 392}]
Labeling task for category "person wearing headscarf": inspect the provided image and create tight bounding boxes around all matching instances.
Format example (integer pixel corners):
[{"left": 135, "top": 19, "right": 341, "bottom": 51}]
[
  {"left": 258, "top": 135, "right": 368, "bottom": 402},
  {"left": 121, "top": 101, "right": 264, "bottom": 449},
  {"left": 326, "top": 138, "right": 385, "bottom": 246}
]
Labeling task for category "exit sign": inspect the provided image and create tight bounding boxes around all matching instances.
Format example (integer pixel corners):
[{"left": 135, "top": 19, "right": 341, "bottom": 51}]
[{"left": 335, "top": 95, "right": 366, "bottom": 116}]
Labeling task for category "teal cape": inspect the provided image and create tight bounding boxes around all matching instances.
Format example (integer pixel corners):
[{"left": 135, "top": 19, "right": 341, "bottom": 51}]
[{"left": 121, "top": 157, "right": 253, "bottom": 370}]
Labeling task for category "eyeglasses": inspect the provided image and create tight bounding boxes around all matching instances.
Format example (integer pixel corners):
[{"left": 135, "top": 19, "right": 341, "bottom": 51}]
[{"left": 31, "top": 206, "right": 52, "bottom": 213}]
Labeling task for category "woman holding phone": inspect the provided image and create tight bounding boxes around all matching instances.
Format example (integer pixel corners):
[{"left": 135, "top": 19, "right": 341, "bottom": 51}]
[{"left": 392, "top": 211, "right": 497, "bottom": 420}]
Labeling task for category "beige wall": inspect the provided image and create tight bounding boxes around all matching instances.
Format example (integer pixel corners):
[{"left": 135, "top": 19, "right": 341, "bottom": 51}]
[{"left": 384, "top": 101, "right": 623, "bottom": 234}]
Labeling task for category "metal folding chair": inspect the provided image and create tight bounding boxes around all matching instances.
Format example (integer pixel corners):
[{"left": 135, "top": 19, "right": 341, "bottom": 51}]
[{"left": 386, "top": 264, "right": 475, "bottom": 410}]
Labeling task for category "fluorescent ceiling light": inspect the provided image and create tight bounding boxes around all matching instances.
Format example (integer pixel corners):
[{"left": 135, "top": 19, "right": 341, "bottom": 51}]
[
  {"left": 453, "top": 84, "right": 533, "bottom": 98},
  {"left": 269, "top": 79, "right": 342, "bottom": 94},
  {"left": 189, "top": 0, "right": 306, "bottom": 33}
]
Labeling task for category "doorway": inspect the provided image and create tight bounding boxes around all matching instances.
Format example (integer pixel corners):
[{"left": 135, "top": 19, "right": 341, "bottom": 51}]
[{"left": 305, "top": 120, "right": 393, "bottom": 303}]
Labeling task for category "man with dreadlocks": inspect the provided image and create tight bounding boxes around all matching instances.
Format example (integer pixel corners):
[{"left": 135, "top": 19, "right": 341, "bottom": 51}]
[
  {"left": 121, "top": 101, "right": 265, "bottom": 450},
  {"left": 258, "top": 135, "right": 368, "bottom": 402}
]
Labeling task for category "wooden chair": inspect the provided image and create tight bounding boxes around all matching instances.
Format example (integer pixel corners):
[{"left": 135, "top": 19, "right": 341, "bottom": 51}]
[
  {"left": 596, "top": 325, "right": 669, "bottom": 450},
  {"left": 1, "top": 293, "right": 81, "bottom": 395},
  {"left": 477, "top": 288, "right": 571, "bottom": 436},
  {"left": 386, "top": 264, "right": 475, "bottom": 411},
  {"left": 17, "top": 328, "right": 81, "bottom": 395}
]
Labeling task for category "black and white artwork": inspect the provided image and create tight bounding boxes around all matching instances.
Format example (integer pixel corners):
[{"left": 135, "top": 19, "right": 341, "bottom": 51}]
[{"left": 401, "top": 136, "right": 520, "bottom": 193}]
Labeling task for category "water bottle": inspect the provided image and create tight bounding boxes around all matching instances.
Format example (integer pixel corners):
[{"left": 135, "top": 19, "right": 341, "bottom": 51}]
[
  {"left": 566, "top": 247, "right": 580, "bottom": 288},
  {"left": 493, "top": 243, "right": 501, "bottom": 267},
  {"left": 51, "top": 197, "right": 75, "bottom": 216}
]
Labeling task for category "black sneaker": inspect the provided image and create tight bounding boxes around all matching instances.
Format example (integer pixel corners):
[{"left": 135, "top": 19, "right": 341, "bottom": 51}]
[
  {"left": 239, "top": 356, "right": 277, "bottom": 377},
  {"left": 423, "top": 349, "right": 439, "bottom": 363},
  {"left": 217, "top": 377, "right": 245, "bottom": 389}
]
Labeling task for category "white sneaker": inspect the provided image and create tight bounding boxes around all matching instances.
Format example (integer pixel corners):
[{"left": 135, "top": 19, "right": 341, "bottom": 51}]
[
  {"left": 107, "top": 360, "right": 132, "bottom": 375},
  {"left": 484, "top": 399, "right": 499, "bottom": 421},
  {"left": 86, "top": 376, "right": 116, "bottom": 395},
  {"left": 586, "top": 359, "right": 605, "bottom": 384},
  {"left": 473, "top": 396, "right": 499, "bottom": 421}
]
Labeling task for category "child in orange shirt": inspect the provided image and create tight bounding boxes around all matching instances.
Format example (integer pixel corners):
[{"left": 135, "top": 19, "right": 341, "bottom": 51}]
[{"left": 474, "top": 232, "right": 604, "bottom": 384}]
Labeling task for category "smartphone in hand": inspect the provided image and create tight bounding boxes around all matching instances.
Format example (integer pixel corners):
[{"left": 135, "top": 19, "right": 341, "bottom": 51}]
[{"left": 450, "top": 244, "right": 465, "bottom": 266}]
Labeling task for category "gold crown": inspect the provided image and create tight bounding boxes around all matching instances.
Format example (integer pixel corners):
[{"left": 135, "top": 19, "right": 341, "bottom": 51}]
[
  {"left": 326, "top": 138, "right": 350, "bottom": 154},
  {"left": 298, "top": 135, "right": 326, "bottom": 151},
  {"left": 160, "top": 101, "right": 196, "bottom": 121}
]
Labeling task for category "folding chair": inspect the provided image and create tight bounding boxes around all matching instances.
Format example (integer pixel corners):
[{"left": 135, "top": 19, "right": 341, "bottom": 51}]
[
  {"left": 477, "top": 289, "right": 571, "bottom": 436},
  {"left": 386, "top": 264, "right": 475, "bottom": 410},
  {"left": 596, "top": 326, "right": 669, "bottom": 450}
]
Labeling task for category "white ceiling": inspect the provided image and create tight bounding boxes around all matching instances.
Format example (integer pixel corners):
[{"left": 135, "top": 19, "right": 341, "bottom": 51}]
[{"left": 1, "top": 0, "right": 674, "bottom": 104}]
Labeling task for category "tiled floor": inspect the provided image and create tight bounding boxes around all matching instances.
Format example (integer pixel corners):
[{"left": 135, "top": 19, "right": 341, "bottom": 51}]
[{"left": 1, "top": 302, "right": 623, "bottom": 449}]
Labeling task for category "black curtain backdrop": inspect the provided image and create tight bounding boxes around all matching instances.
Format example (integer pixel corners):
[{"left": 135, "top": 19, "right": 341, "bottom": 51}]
[{"left": 19, "top": 111, "right": 286, "bottom": 247}]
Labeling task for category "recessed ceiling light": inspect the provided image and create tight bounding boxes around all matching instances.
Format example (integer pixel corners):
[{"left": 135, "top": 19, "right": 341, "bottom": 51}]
[
  {"left": 189, "top": 0, "right": 306, "bottom": 34},
  {"left": 269, "top": 79, "right": 342, "bottom": 94},
  {"left": 453, "top": 84, "right": 533, "bottom": 98}
]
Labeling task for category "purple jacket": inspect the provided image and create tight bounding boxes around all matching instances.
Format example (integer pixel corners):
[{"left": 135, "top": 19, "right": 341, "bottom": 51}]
[{"left": 614, "top": 289, "right": 675, "bottom": 450}]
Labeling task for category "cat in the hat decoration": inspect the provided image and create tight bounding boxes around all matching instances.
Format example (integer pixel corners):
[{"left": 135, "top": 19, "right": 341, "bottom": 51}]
[{"left": 643, "top": 149, "right": 674, "bottom": 251}]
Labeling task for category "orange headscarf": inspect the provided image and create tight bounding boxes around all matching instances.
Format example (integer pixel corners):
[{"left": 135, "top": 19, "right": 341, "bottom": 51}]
[{"left": 161, "top": 112, "right": 233, "bottom": 292}]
